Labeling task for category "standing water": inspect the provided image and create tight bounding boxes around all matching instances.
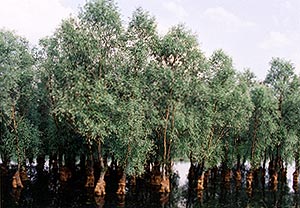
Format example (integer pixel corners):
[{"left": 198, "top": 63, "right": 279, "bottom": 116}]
[{"left": 1, "top": 161, "right": 300, "bottom": 207}]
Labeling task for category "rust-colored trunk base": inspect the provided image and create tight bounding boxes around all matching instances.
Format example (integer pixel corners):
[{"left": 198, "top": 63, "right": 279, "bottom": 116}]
[
  {"left": 235, "top": 169, "right": 242, "bottom": 182},
  {"left": 116, "top": 177, "right": 126, "bottom": 195},
  {"left": 197, "top": 190, "right": 203, "bottom": 201},
  {"left": 293, "top": 170, "right": 298, "bottom": 191},
  {"left": 270, "top": 171, "right": 278, "bottom": 185},
  {"left": 204, "top": 170, "right": 210, "bottom": 188},
  {"left": 293, "top": 170, "right": 298, "bottom": 184},
  {"left": 159, "top": 177, "right": 170, "bottom": 193},
  {"left": 20, "top": 169, "right": 29, "bottom": 182},
  {"left": 246, "top": 170, "right": 253, "bottom": 197},
  {"left": 12, "top": 171, "right": 23, "bottom": 189},
  {"left": 151, "top": 162, "right": 161, "bottom": 186},
  {"left": 269, "top": 171, "right": 278, "bottom": 191},
  {"left": 85, "top": 168, "right": 95, "bottom": 187},
  {"left": 95, "top": 178, "right": 106, "bottom": 196},
  {"left": 151, "top": 175, "right": 162, "bottom": 186},
  {"left": 246, "top": 171, "right": 253, "bottom": 189},
  {"left": 85, "top": 174, "right": 95, "bottom": 188},
  {"left": 197, "top": 174, "right": 204, "bottom": 190},
  {"left": 223, "top": 169, "right": 231, "bottom": 182},
  {"left": 59, "top": 167, "right": 72, "bottom": 182}
]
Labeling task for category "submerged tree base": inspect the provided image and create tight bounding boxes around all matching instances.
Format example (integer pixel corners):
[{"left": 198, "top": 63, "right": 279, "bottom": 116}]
[
  {"left": 85, "top": 168, "right": 95, "bottom": 188},
  {"left": 159, "top": 177, "right": 170, "bottom": 193},
  {"left": 12, "top": 171, "right": 23, "bottom": 189},
  {"left": 116, "top": 176, "right": 126, "bottom": 195},
  {"left": 94, "top": 178, "right": 106, "bottom": 196},
  {"left": 3, "top": 163, "right": 300, "bottom": 208}
]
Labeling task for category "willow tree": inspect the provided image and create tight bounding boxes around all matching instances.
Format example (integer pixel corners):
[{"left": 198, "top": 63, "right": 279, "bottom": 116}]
[
  {"left": 264, "top": 58, "right": 296, "bottom": 171},
  {"left": 144, "top": 24, "right": 206, "bottom": 191},
  {"left": 223, "top": 72, "right": 254, "bottom": 180},
  {"left": 246, "top": 83, "right": 278, "bottom": 171},
  {"left": 196, "top": 50, "right": 253, "bottom": 182},
  {"left": 282, "top": 75, "right": 300, "bottom": 173},
  {"left": 0, "top": 29, "right": 40, "bottom": 187},
  {"left": 102, "top": 8, "right": 158, "bottom": 194},
  {"left": 41, "top": 0, "right": 124, "bottom": 195}
]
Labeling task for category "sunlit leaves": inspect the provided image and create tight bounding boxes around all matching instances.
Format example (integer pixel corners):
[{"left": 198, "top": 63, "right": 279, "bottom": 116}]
[
  {"left": 247, "top": 84, "right": 278, "bottom": 168},
  {"left": 0, "top": 29, "right": 40, "bottom": 164}
]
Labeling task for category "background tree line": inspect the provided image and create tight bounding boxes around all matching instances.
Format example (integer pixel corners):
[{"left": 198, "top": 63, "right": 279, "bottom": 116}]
[{"left": 1, "top": 0, "right": 300, "bottom": 195}]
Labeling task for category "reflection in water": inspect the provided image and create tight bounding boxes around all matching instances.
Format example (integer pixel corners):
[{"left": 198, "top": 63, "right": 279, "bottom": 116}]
[{"left": 2, "top": 162, "right": 300, "bottom": 207}]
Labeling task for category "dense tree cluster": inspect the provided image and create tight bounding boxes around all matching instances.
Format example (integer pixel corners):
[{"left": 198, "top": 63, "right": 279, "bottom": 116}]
[{"left": 1, "top": 0, "right": 300, "bottom": 197}]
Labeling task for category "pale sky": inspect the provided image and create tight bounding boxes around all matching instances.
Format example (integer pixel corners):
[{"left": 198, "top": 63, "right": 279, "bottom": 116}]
[{"left": 1, "top": 0, "right": 300, "bottom": 80}]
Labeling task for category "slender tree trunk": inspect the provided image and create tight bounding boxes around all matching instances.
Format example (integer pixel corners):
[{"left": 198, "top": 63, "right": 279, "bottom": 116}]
[
  {"left": 295, "top": 153, "right": 299, "bottom": 172},
  {"left": 166, "top": 104, "right": 176, "bottom": 176},
  {"left": 197, "top": 160, "right": 205, "bottom": 190},
  {"left": 94, "top": 139, "right": 107, "bottom": 196},
  {"left": 251, "top": 116, "right": 259, "bottom": 165},
  {"left": 116, "top": 172, "right": 126, "bottom": 195},
  {"left": 293, "top": 153, "right": 299, "bottom": 191},
  {"left": 163, "top": 105, "right": 170, "bottom": 176},
  {"left": 11, "top": 104, "right": 24, "bottom": 188},
  {"left": 85, "top": 143, "right": 95, "bottom": 188},
  {"left": 159, "top": 105, "right": 171, "bottom": 193}
]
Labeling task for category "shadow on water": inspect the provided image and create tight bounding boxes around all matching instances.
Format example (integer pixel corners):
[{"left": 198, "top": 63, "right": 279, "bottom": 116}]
[{"left": 2, "top": 162, "right": 300, "bottom": 208}]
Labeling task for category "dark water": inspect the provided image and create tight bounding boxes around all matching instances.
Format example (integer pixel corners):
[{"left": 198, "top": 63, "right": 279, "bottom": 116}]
[{"left": 2, "top": 162, "right": 300, "bottom": 208}]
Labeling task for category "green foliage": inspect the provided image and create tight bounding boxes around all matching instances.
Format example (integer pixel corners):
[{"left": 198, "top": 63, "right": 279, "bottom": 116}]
[
  {"left": 3, "top": 0, "right": 300, "bottom": 181},
  {"left": 264, "top": 58, "right": 296, "bottom": 163},
  {"left": 282, "top": 77, "right": 300, "bottom": 163},
  {"left": 0, "top": 29, "right": 40, "bottom": 165},
  {"left": 264, "top": 58, "right": 295, "bottom": 98},
  {"left": 3, "top": 118, "right": 40, "bottom": 161},
  {"left": 246, "top": 84, "right": 278, "bottom": 168}
]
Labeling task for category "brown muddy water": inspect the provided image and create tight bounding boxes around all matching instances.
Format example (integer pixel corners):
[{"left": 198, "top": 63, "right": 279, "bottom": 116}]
[{"left": 1, "top": 161, "right": 300, "bottom": 208}]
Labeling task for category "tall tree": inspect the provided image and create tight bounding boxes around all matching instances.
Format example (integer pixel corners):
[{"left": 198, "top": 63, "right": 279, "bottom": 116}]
[
  {"left": 247, "top": 83, "right": 278, "bottom": 169},
  {"left": 109, "top": 7, "right": 158, "bottom": 188},
  {"left": 145, "top": 24, "right": 206, "bottom": 191},
  {"left": 282, "top": 75, "right": 300, "bottom": 171},
  {"left": 193, "top": 50, "right": 253, "bottom": 182},
  {"left": 264, "top": 58, "right": 296, "bottom": 169},
  {"left": 41, "top": 0, "right": 123, "bottom": 195},
  {"left": 0, "top": 29, "right": 40, "bottom": 187}
]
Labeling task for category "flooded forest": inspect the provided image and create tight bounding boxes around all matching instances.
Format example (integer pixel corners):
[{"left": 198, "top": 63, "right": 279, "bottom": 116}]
[{"left": 1, "top": 0, "right": 300, "bottom": 207}]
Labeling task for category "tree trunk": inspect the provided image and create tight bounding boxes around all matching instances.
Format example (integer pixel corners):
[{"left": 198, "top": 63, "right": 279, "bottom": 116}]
[
  {"left": 151, "top": 161, "right": 161, "bottom": 186},
  {"left": 12, "top": 170, "right": 23, "bottom": 189},
  {"left": 85, "top": 144, "right": 95, "bottom": 188},
  {"left": 158, "top": 105, "right": 171, "bottom": 193},
  {"left": 159, "top": 174, "right": 170, "bottom": 193},
  {"left": 36, "top": 155, "right": 46, "bottom": 176},
  {"left": 116, "top": 172, "right": 126, "bottom": 195},
  {"left": 293, "top": 169, "right": 299, "bottom": 192},
  {"left": 94, "top": 140, "right": 107, "bottom": 196},
  {"left": 295, "top": 154, "right": 299, "bottom": 172},
  {"left": 80, "top": 153, "right": 86, "bottom": 173},
  {"left": 11, "top": 104, "right": 24, "bottom": 189},
  {"left": 197, "top": 172, "right": 204, "bottom": 190},
  {"left": 163, "top": 105, "right": 170, "bottom": 174},
  {"left": 94, "top": 170, "right": 106, "bottom": 196}
]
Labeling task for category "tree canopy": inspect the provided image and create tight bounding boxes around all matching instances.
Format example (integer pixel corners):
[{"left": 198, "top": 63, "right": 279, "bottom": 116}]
[{"left": 1, "top": 0, "right": 300, "bottom": 198}]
